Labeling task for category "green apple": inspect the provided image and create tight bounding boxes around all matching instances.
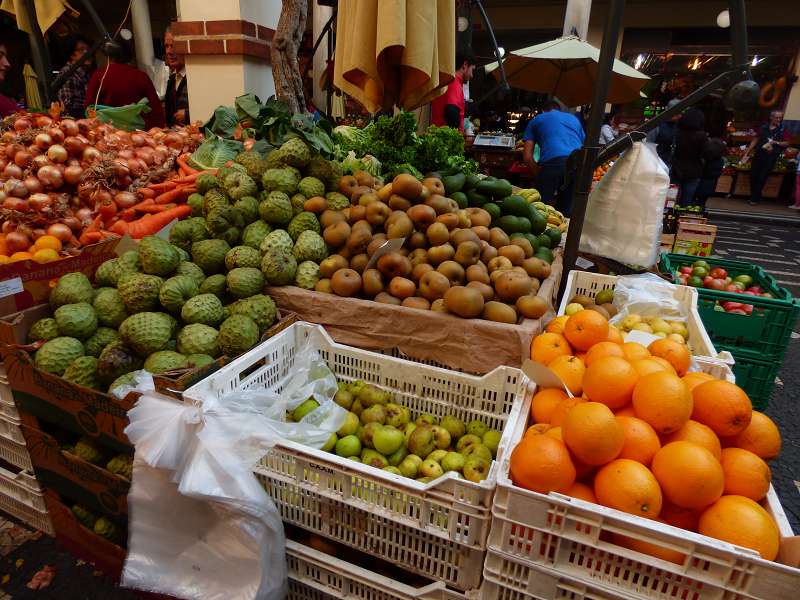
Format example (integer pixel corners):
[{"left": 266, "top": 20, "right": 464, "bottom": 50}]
[
  {"left": 347, "top": 456, "right": 361, "bottom": 462},
  {"left": 427, "top": 449, "right": 448, "bottom": 463},
  {"left": 440, "top": 415, "right": 465, "bottom": 441},
  {"left": 441, "top": 452, "right": 466, "bottom": 473},
  {"left": 387, "top": 445, "right": 409, "bottom": 466},
  {"left": 358, "top": 384, "right": 390, "bottom": 407},
  {"left": 482, "top": 429, "right": 502, "bottom": 456},
  {"left": 292, "top": 398, "right": 320, "bottom": 421},
  {"left": 456, "top": 433, "right": 482, "bottom": 452},
  {"left": 373, "top": 425, "right": 404, "bottom": 455},
  {"left": 361, "top": 448, "right": 389, "bottom": 468},
  {"left": 358, "top": 422, "right": 383, "bottom": 449},
  {"left": 564, "top": 303, "right": 584, "bottom": 316},
  {"left": 430, "top": 425, "right": 452, "bottom": 450},
  {"left": 321, "top": 432, "right": 337, "bottom": 452},
  {"left": 337, "top": 412, "right": 360, "bottom": 437},
  {"left": 633, "top": 323, "right": 653, "bottom": 333},
  {"left": 620, "top": 314, "right": 642, "bottom": 330},
  {"left": 384, "top": 403, "right": 410, "bottom": 428},
  {"left": 335, "top": 434, "right": 361, "bottom": 458},
  {"left": 466, "top": 420, "right": 488, "bottom": 438},
  {"left": 334, "top": 390, "right": 354, "bottom": 410},
  {"left": 383, "top": 466, "right": 402, "bottom": 475},
  {"left": 463, "top": 443, "right": 492, "bottom": 462},
  {"left": 419, "top": 458, "right": 444, "bottom": 478},
  {"left": 416, "top": 476, "right": 432, "bottom": 483},
  {"left": 416, "top": 413, "right": 438, "bottom": 426},
  {"left": 350, "top": 398, "right": 364, "bottom": 416},
  {"left": 349, "top": 380, "right": 367, "bottom": 397},
  {"left": 360, "top": 404, "right": 386, "bottom": 425},
  {"left": 403, "top": 422, "right": 417, "bottom": 444},
  {"left": 407, "top": 426, "right": 435, "bottom": 458},
  {"left": 463, "top": 457, "right": 490, "bottom": 483},
  {"left": 398, "top": 456, "right": 420, "bottom": 478}
]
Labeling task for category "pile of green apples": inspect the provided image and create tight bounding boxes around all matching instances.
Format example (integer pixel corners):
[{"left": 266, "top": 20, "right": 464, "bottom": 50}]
[{"left": 292, "top": 380, "right": 501, "bottom": 483}]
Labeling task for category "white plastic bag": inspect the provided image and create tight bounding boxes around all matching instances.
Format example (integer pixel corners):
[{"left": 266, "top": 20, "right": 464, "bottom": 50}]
[
  {"left": 122, "top": 341, "right": 347, "bottom": 600},
  {"left": 579, "top": 142, "right": 669, "bottom": 267},
  {"left": 609, "top": 273, "right": 689, "bottom": 325}
]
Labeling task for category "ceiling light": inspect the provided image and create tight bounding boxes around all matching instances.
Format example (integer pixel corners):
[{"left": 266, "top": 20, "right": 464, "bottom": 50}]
[
  {"left": 457, "top": 16, "right": 470, "bottom": 32},
  {"left": 716, "top": 10, "right": 730, "bottom": 28}
]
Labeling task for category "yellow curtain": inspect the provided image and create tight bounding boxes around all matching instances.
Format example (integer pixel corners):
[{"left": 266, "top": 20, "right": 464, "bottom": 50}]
[
  {"left": 22, "top": 63, "right": 41, "bottom": 108},
  {"left": 1, "top": 0, "right": 78, "bottom": 35}
]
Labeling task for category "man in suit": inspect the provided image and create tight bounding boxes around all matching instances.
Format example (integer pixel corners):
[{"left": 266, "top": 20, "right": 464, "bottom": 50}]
[{"left": 164, "top": 27, "right": 189, "bottom": 126}]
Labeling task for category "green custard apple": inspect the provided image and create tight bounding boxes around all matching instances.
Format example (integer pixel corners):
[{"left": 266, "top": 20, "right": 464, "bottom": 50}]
[
  {"left": 259, "top": 191, "right": 293, "bottom": 225},
  {"left": 97, "top": 341, "right": 143, "bottom": 384},
  {"left": 177, "top": 324, "right": 220, "bottom": 357},
  {"left": 203, "top": 188, "right": 230, "bottom": 216},
  {"left": 241, "top": 220, "right": 272, "bottom": 250},
  {"left": 118, "top": 312, "right": 173, "bottom": 357},
  {"left": 93, "top": 288, "right": 128, "bottom": 328},
  {"left": 276, "top": 137, "right": 311, "bottom": 167},
  {"left": 198, "top": 274, "right": 227, "bottom": 298},
  {"left": 225, "top": 246, "right": 261, "bottom": 270},
  {"left": 117, "top": 273, "right": 163, "bottom": 313},
  {"left": 191, "top": 239, "right": 231, "bottom": 275},
  {"left": 196, "top": 172, "right": 219, "bottom": 194},
  {"left": 260, "top": 229, "right": 294, "bottom": 255},
  {"left": 287, "top": 211, "right": 321, "bottom": 241},
  {"left": 226, "top": 267, "right": 264, "bottom": 299},
  {"left": 28, "top": 318, "right": 59, "bottom": 343},
  {"left": 83, "top": 327, "right": 120, "bottom": 357},
  {"left": 298, "top": 176, "right": 325, "bottom": 199},
  {"left": 224, "top": 171, "right": 258, "bottom": 201},
  {"left": 49, "top": 273, "right": 94, "bottom": 308},
  {"left": 261, "top": 250, "right": 297, "bottom": 286},
  {"left": 186, "top": 353, "right": 215, "bottom": 368},
  {"left": 143, "top": 350, "right": 189, "bottom": 374},
  {"left": 169, "top": 217, "right": 209, "bottom": 252},
  {"left": 94, "top": 258, "right": 138, "bottom": 288},
  {"left": 175, "top": 261, "right": 206, "bottom": 286},
  {"left": 218, "top": 314, "right": 259, "bottom": 356},
  {"left": 181, "top": 294, "right": 224, "bottom": 326},
  {"left": 235, "top": 150, "right": 267, "bottom": 181},
  {"left": 107, "top": 372, "right": 137, "bottom": 395},
  {"left": 159, "top": 275, "right": 200, "bottom": 313},
  {"left": 290, "top": 193, "right": 306, "bottom": 215},
  {"left": 229, "top": 294, "right": 277, "bottom": 333},
  {"left": 35, "top": 337, "right": 84, "bottom": 375},
  {"left": 234, "top": 196, "right": 260, "bottom": 224},
  {"left": 262, "top": 168, "right": 299, "bottom": 195},
  {"left": 54, "top": 303, "right": 98, "bottom": 340},
  {"left": 206, "top": 205, "right": 244, "bottom": 245},
  {"left": 63, "top": 356, "right": 100, "bottom": 389},
  {"left": 325, "top": 192, "right": 350, "bottom": 211},
  {"left": 292, "top": 230, "right": 328, "bottom": 263},
  {"left": 295, "top": 261, "right": 320, "bottom": 289},
  {"left": 138, "top": 236, "right": 180, "bottom": 276}
]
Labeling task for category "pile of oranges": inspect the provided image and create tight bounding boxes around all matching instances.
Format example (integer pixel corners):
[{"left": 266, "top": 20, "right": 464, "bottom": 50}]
[
  {"left": 514, "top": 309, "right": 783, "bottom": 562},
  {"left": 0, "top": 234, "right": 63, "bottom": 265}
]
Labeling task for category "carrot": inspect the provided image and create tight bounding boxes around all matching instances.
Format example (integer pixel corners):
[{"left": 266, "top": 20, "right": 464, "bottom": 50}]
[
  {"left": 154, "top": 185, "right": 196, "bottom": 205},
  {"left": 126, "top": 204, "right": 193, "bottom": 239},
  {"left": 138, "top": 188, "right": 156, "bottom": 199},
  {"left": 110, "top": 220, "right": 129, "bottom": 236},
  {"left": 148, "top": 180, "right": 178, "bottom": 192},
  {"left": 138, "top": 203, "right": 177, "bottom": 214},
  {"left": 171, "top": 170, "right": 215, "bottom": 184},
  {"left": 176, "top": 154, "right": 198, "bottom": 175},
  {"left": 118, "top": 208, "right": 137, "bottom": 221},
  {"left": 79, "top": 231, "right": 102, "bottom": 245},
  {"left": 131, "top": 199, "right": 156, "bottom": 211}
]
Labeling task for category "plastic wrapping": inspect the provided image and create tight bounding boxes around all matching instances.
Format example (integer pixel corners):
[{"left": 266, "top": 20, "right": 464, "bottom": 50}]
[
  {"left": 122, "top": 340, "right": 347, "bottom": 600},
  {"left": 609, "top": 273, "right": 689, "bottom": 325},
  {"left": 579, "top": 142, "right": 669, "bottom": 267}
]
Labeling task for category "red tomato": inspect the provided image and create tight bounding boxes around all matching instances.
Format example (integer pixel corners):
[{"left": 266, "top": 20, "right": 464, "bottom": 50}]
[
  {"left": 703, "top": 276, "right": 714, "bottom": 286},
  {"left": 724, "top": 302, "right": 744, "bottom": 311},
  {"left": 679, "top": 266, "right": 693, "bottom": 275},
  {"left": 748, "top": 286, "right": 762, "bottom": 294},
  {"left": 709, "top": 268, "right": 727, "bottom": 279},
  {"left": 725, "top": 284, "right": 741, "bottom": 293},
  {"left": 708, "top": 279, "right": 727, "bottom": 291},
  {"left": 742, "top": 304, "right": 754, "bottom": 315}
]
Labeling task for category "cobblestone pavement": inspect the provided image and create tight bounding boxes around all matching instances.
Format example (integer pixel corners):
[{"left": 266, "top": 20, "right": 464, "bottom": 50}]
[{"left": 711, "top": 218, "right": 800, "bottom": 532}]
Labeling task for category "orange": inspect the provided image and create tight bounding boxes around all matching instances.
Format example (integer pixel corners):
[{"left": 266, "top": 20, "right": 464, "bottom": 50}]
[
  {"left": 562, "top": 402, "right": 624, "bottom": 466},
  {"left": 651, "top": 441, "right": 724, "bottom": 509},
  {"left": 9, "top": 252, "right": 33, "bottom": 262},
  {"left": 648, "top": 339, "right": 691, "bottom": 376},
  {"left": 606, "top": 326, "right": 624, "bottom": 344},
  {"left": 692, "top": 380, "right": 752, "bottom": 437},
  {"left": 531, "top": 332, "right": 572, "bottom": 365},
  {"left": 613, "top": 528, "right": 685, "bottom": 564},
  {"left": 563, "top": 310, "right": 609, "bottom": 351},
  {"left": 698, "top": 495, "right": 780, "bottom": 561},
  {"left": 582, "top": 356, "right": 638, "bottom": 409},
  {"left": 719, "top": 447, "right": 771, "bottom": 501},
  {"left": 662, "top": 420, "right": 721, "bottom": 459},
  {"left": 33, "top": 235, "right": 62, "bottom": 251},
  {"left": 616, "top": 416, "right": 661, "bottom": 466},
  {"left": 649, "top": 356, "right": 676, "bottom": 374},
  {"left": 660, "top": 501, "right": 701, "bottom": 532},
  {"left": 614, "top": 405, "right": 636, "bottom": 417},
  {"left": 575, "top": 351, "right": 587, "bottom": 366},
  {"left": 632, "top": 372, "right": 693, "bottom": 435},
  {"left": 545, "top": 426, "right": 562, "bottom": 440},
  {"left": 509, "top": 435, "right": 576, "bottom": 494},
  {"left": 0, "top": 255, "right": 10, "bottom": 265},
  {"left": 584, "top": 341, "right": 624, "bottom": 366},
  {"left": 594, "top": 459, "right": 663, "bottom": 519},
  {"left": 630, "top": 358, "right": 669, "bottom": 377},
  {"left": 549, "top": 397, "right": 586, "bottom": 427},
  {"left": 525, "top": 423, "right": 551, "bottom": 438},
  {"left": 622, "top": 342, "right": 650, "bottom": 362},
  {"left": 682, "top": 371, "right": 715, "bottom": 392},
  {"left": 548, "top": 355, "right": 585, "bottom": 396},
  {"left": 564, "top": 481, "right": 596, "bottom": 503},
  {"left": 723, "top": 411, "right": 781, "bottom": 460},
  {"left": 545, "top": 315, "right": 569, "bottom": 335},
  {"left": 531, "top": 388, "right": 568, "bottom": 424},
  {"left": 32, "top": 248, "right": 60, "bottom": 263}
]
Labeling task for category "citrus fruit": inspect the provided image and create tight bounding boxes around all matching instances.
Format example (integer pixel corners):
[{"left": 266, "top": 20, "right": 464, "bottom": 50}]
[
  {"left": 531, "top": 388, "right": 568, "bottom": 424},
  {"left": 594, "top": 459, "right": 663, "bottom": 519},
  {"left": 509, "top": 435, "right": 576, "bottom": 494},
  {"left": 32, "top": 248, "right": 60, "bottom": 263},
  {"left": 719, "top": 447, "right": 771, "bottom": 501},
  {"left": 525, "top": 423, "right": 551, "bottom": 438},
  {"left": 722, "top": 411, "right": 781, "bottom": 460},
  {"left": 698, "top": 495, "right": 780, "bottom": 560},
  {"left": 0, "top": 255, "right": 10, "bottom": 265},
  {"left": 648, "top": 339, "right": 691, "bottom": 376},
  {"left": 548, "top": 355, "right": 585, "bottom": 396},
  {"left": 562, "top": 402, "right": 624, "bottom": 466},
  {"left": 660, "top": 501, "right": 701, "bottom": 531},
  {"left": 648, "top": 356, "right": 676, "bottom": 374},
  {"left": 531, "top": 332, "right": 571, "bottom": 365},
  {"left": 606, "top": 326, "right": 624, "bottom": 344},
  {"left": 549, "top": 397, "right": 586, "bottom": 427},
  {"left": 692, "top": 380, "right": 752, "bottom": 437},
  {"left": 33, "top": 235, "right": 62, "bottom": 251},
  {"left": 630, "top": 358, "right": 669, "bottom": 377},
  {"left": 631, "top": 372, "right": 692, "bottom": 435},
  {"left": 613, "top": 529, "right": 685, "bottom": 564},
  {"left": 546, "top": 315, "right": 569, "bottom": 334},
  {"left": 682, "top": 371, "right": 715, "bottom": 392},
  {"left": 622, "top": 342, "right": 650, "bottom": 361},
  {"left": 582, "top": 355, "right": 638, "bottom": 409},
  {"left": 9, "top": 252, "right": 33, "bottom": 262},
  {"left": 564, "top": 481, "right": 596, "bottom": 503},
  {"left": 661, "top": 420, "right": 721, "bottom": 459},
  {"left": 544, "top": 426, "right": 562, "bottom": 441},
  {"left": 563, "top": 310, "right": 609, "bottom": 351},
  {"left": 584, "top": 341, "right": 624, "bottom": 366},
  {"left": 616, "top": 416, "right": 661, "bottom": 466},
  {"left": 651, "top": 441, "right": 724, "bottom": 509}
]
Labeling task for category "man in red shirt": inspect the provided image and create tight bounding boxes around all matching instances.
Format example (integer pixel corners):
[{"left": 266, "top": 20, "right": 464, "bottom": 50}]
[{"left": 431, "top": 53, "right": 476, "bottom": 131}]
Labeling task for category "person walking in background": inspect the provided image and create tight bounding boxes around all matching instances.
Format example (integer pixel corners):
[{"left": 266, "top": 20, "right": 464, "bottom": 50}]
[
  {"left": 164, "top": 26, "right": 189, "bottom": 126},
  {"left": 522, "top": 100, "right": 585, "bottom": 216},
  {"left": 0, "top": 43, "right": 19, "bottom": 117},
  {"left": 647, "top": 98, "right": 682, "bottom": 171},
  {"left": 56, "top": 36, "right": 92, "bottom": 118},
  {"left": 598, "top": 113, "right": 617, "bottom": 145},
  {"left": 741, "top": 110, "right": 790, "bottom": 206},
  {"left": 672, "top": 108, "right": 708, "bottom": 206},
  {"left": 430, "top": 53, "right": 476, "bottom": 131},
  {"left": 85, "top": 40, "right": 165, "bottom": 129},
  {"left": 695, "top": 135, "right": 727, "bottom": 208}
]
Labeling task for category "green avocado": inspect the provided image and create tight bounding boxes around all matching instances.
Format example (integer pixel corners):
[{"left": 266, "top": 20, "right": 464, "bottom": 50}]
[
  {"left": 464, "top": 174, "right": 481, "bottom": 190},
  {"left": 545, "top": 227, "right": 562, "bottom": 247},
  {"left": 483, "top": 202, "right": 501, "bottom": 221},
  {"left": 466, "top": 189, "right": 489, "bottom": 207},
  {"left": 500, "top": 195, "right": 530, "bottom": 217},
  {"left": 534, "top": 247, "right": 554, "bottom": 264},
  {"left": 442, "top": 172, "right": 466, "bottom": 195},
  {"left": 476, "top": 177, "right": 513, "bottom": 199},
  {"left": 450, "top": 191, "right": 468, "bottom": 209},
  {"left": 528, "top": 206, "right": 548, "bottom": 235}
]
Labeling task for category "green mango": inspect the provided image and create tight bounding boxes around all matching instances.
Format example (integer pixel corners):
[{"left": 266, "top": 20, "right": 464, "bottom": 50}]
[
  {"left": 500, "top": 195, "right": 529, "bottom": 217},
  {"left": 464, "top": 174, "right": 481, "bottom": 190},
  {"left": 466, "top": 189, "right": 489, "bottom": 207},
  {"left": 536, "top": 233, "right": 552, "bottom": 249},
  {"left": 442, "top": 172, "right": 466, "bottom": 195},
  {"left": 528, "top": 206, "right": 548, "bottom": 235},
  {"left": 545, "top": 227, "right": 562, "bottom": 247},
  {"left": 534, "top": 247, "right": 554, "bottom": 264},
  {"left": 483, "top": 202, "right": 501, "bottom": 221},
  {"left": 450, "top": 191, "right": 468, "bottom": 209},
  {"left": 476, "top": 178, "right": 513, "bottom": 199},
  {"left": 496, "top": 215, "right": 520, "bottom": 234}
]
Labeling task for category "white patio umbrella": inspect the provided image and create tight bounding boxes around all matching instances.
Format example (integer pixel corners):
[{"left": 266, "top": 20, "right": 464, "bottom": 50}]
[{"left": 485, "top": 36, "right": 649, "bottom": 107}]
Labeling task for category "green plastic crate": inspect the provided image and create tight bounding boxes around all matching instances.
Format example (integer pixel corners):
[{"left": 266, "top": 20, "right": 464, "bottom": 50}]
[
  {"left": 717, "top": 345, "right": 780, "bottom": 411},
  {"left": 659, "top": 253, "right": 799, "bottom": 360}
]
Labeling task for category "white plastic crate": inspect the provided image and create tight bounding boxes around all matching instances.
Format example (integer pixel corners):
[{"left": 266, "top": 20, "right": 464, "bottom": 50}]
[
  {"left": 0, "top": 413, "right": 31, "bottom": 471},
  {"left": 185, "top": 322, "right": 530, "bottom": 590},
  {"left": 557, "top": 270, "right": 728, "bottom": 361},
  {"left": 487, "top": 391, "right": 798, "bottom": 600},
  {"left": 0, "top": 370, "right": 19, "bottom": 421},
  {"left": 0, "top": 464, "right": 52, "bottom": 534},
  {"left": 285, "top": 539, "right": 468, "bottom": 600}
]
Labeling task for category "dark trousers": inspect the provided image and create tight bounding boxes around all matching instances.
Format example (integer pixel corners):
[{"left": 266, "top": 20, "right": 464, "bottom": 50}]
[
  {"left": 695, "top": 177, "right": 718, "bottom": 208},
  {"left": 536, "top": 156, "right": 574, "bottom": 216},
  {"left": 750, "top": 152, "right": 777, "bottom": 204},
  {"left": 676, "top": 178, "right": 700, "bottom": 207}
]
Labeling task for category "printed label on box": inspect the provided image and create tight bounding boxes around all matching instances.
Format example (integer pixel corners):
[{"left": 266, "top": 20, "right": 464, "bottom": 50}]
[{"left": 0, "top": 278, "right": 23, "bottom": 299}]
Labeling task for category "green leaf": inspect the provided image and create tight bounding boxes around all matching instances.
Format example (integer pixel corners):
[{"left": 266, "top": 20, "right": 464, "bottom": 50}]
[
  {"left": 204, "top": 106, "right": 239, "bottom": 137},
  {"left": 189, "top": 136, "right": 243, "bottom": 170},
  {"left": 234, "top": 93, "right": 261, "bottom": 122}
]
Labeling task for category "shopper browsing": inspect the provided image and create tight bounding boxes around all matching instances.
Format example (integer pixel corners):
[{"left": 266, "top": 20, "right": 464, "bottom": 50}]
[
  {"left": 741, "top": 110, "right": 790, "bottom": 206},
  {"left": 672, "top": 108, "right": 708, "bottom": 206},
  {"left": 430, "top": 53, "right": 476, "bottom": 132},
  {"left": 522, "top": 100, "right": 585, "bottom": 216},
  {"left": 646, "top": 98, "right": 682, "bottom": 171},
  {"left": 56, "top": 36, "right": 92, "bottom": 119},
  {"left": 598, "top": 114, "right": 618, "bottom": 145},
  {"left": 164, "top": 26, "right": 189, "bottom": 126}
]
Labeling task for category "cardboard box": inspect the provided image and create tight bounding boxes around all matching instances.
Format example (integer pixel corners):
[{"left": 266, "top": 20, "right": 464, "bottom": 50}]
[
  {"left": 715, "top": 174, "right": 733, "bottom": 194},
  {"left": 762, "top": 173, "right": 784, "bottom": 199},
  {"left": 733, "top": 171, "right": 751, "bottom": 196},
  {"left": 265, "top": 254, "right": 562, "bottom": 374},
  {"left": 673, "top": 223, "right": 717, "bottom": 257},
  {"left": 660, "top": 234, "right": 675, "bottom": 253},
  {"left": 22, "top": 424, "right": 129, "bottom": 517},
  {"left": 0, "top": 238, "right": 120, "bottom": 318}
]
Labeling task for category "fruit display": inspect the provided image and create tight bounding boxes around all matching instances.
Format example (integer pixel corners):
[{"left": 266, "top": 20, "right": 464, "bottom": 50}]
[
  {"left": 671, "top": 258, "right": 774, "bottom": 315},
  {"left": 0, "top": 107, "right": 202, "bottom": 261},
  {"left": 300, "top": 380, "right": 500, "bottom": 484},
  {"left": 592, "top": 161, "right": 612, "bottom": 182},
  {"left": 519, "top": 309, "right": 784, "bottom": 561}
]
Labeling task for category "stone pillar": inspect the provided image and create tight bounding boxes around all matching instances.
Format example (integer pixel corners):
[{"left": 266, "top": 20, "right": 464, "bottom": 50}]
[
  {"left": 312, "top": 2, "right": 334, "bottom": 112},
  {"left": 172, "top": 0, "right": 281, "bottom": 123},
  {"left": 563, "top": 0, "right": 592, "bottom": 39},
  {"left": 130, "top": 0, "right": 155, "bottom": 76}
]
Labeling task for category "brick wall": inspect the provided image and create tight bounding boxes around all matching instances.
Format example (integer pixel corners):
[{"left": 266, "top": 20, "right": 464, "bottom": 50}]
[{"left": 171, "top": 19, "right": 274, "bottom": 61}]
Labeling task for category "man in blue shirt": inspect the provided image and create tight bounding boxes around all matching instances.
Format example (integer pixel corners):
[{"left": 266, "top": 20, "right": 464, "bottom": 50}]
[{"left": 523, "top": 100, "right": 585, "bottom": 216}]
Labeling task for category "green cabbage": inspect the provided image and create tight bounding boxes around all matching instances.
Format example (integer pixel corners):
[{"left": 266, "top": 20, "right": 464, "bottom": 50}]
[
  {"left": 189, "top": 135, "right": 244, "bottom": 171},
  {"left": 339, "top": 151, "right": 382, "bottom": 177}
]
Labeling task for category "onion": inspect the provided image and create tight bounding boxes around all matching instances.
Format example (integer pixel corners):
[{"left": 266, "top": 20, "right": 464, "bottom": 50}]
[
  {"left": 1, "top": 221, "right": 13, "bottom": 234},
  {"left": 126, "top": 158, "right": 145, "bottom": 176},
  {"left": 77, "top": 181, "right": 93, "bottom": 200},
  {"left": 61, "top": 119, "right": 79, "bottom": 137},
  {"left": 47, "top": 144, "right": 68, "bottom": 163},
  {"left": 48, "top": 128, "right": 65, "bottom": 144},
  {"left": 4, "top": 179, "right": 28, "bottom": 198},
  {"left": 29, "top": 145, "right": 42, "bottom": 156},
  {"left": 34, "top": 133, "right": 53, "bottom": 149},
  {"left": 82, "top": 146, "right": 101, "bottom": 162},
  {"left": 76, "top": 207, "right": 93, "bottom": 224},
  {"left": 117, "top": 148, "right": 134, "bottom": 159},
  {"left": 32, "top": 154, "right": 51, "bottom": 170},
  {"left": 48, "top": 223, "right": 74, "bottom": 241},
  {"left": 5, "top": 143, "right": 23, "bottom": 160},
  {"left": 0, "top": 158, "right": 7, "bottom": 171},
  {"left": 13, "top": 118, "right": 32, "bottom": 132},
  {"left": 164, "top": 132, "right": 183, "bottom": 148},
  {"left": 13, "top": 151, "right": 32, "bottom": 168},
  {"left": 91, "top": 189, "right": 112, "bottom": 205},
  {"left": 32, "top": 229, "right": 46, "bottom": 240},
  {"left": 112, "top": 160, "right": 129, "bottom": 178},
  {"left": 3, "top": 163, "right": 23, "bottom": 179},
  {"left": 117, "top": 175, "right": 132, "bottom": 188},
  {"left": 76, "top": 118, "right": 94, "bottom": 134},
  {"left": 5, "top": 231, "right": 31, "bottom": 252},
  {"left": 37, "top": 165, "right": 63, "bottom": 189},
  {"left": 1, "top": 131, "right": 15, "bottom": 143},
  {"left": 23, "top": 176, "right": 43, "bottom": 194},
  {"left": 64, "top": 165, "right": 83, "bottom": 185},
  {"left": 64, "top": 136, "right": 85, "bottom": 156},
  {"left": 28, "top": 193, "right": 52, "bottom": 212},
  {"left": 135, "top": 147, "right": 155, "bottom": 165},
  {"left": 130, "top": 133, "right": 145, "bottom": 147},
  {"left": 3, "top": 198, "right": 29, "bottom": 213},
  {"left": 34, "top": 115, "right": 52, "bottom": 128},
  {"left": 114, "top": 191, "right": 137, "bottom": 209}
]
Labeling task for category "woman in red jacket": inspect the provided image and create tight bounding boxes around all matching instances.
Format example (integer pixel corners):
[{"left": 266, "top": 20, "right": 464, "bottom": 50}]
[{"left": 85, "top": 41, "right": 165, "bottom": 129}]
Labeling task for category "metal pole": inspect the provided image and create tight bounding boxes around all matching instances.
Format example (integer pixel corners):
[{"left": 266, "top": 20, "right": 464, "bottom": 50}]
[
  {"left": 473, "top": 0, "right": 510, "bottom": 93},
  {"left": 20, "top": 0, "right": 51, "bottom": 105},
  {"left": 560, "top": 0, "right": 626, "bottom": 293},
  {"left": 130, "top": 0, "right": 155, "bottom": 76},
  {"left": 728, "top": 0, "right": 749, "bottom": 70},
  {"left": 78, "top": 0, "right": 112, "bottom": 40}
]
